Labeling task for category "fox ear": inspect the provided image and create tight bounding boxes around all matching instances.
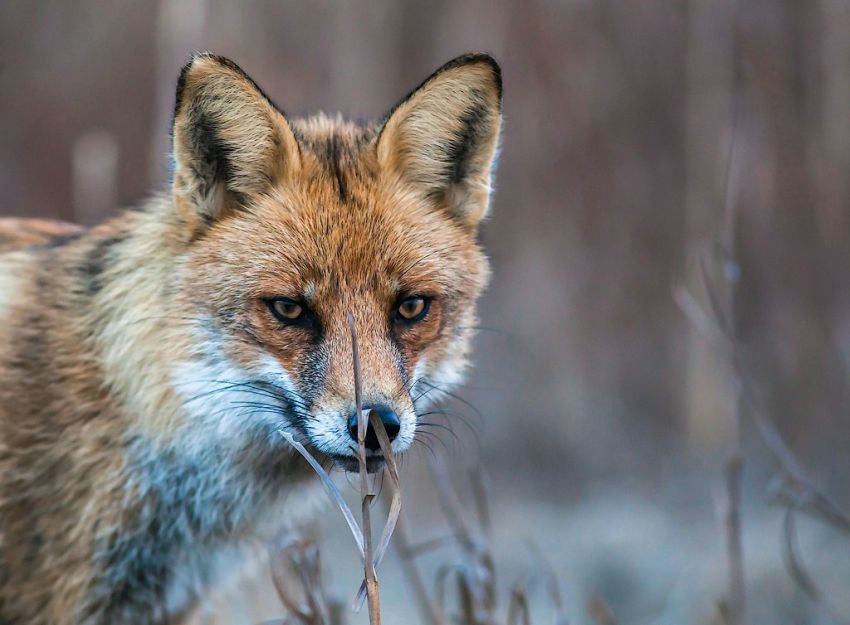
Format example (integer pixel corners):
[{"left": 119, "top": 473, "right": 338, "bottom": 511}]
[
  {"left": 377, "top": 53, "right": 502, "bottom": 229},
  {"left": 171, "top": 54, "right": 300, "bottom": 225}
]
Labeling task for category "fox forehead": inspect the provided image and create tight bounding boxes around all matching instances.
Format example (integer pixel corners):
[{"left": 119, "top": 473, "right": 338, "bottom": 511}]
[{"left": 187, "top": 116, "right": 488, "bottom": 303}]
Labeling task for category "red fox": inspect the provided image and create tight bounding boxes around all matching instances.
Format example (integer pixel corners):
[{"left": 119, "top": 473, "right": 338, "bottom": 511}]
[{"left": 0, "top": 52, "right": 502, "bottom": 624}]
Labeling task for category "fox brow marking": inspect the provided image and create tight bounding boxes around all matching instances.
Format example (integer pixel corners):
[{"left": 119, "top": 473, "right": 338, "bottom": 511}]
[
  {"left": 395, "top": 242, "right": 466, "bottom": 284},
  {"left": 329, "top": 133, "right": 348, "bottom": 202},
  {"left": 291, "top": 122, "right": 376, "bottom": 205}
]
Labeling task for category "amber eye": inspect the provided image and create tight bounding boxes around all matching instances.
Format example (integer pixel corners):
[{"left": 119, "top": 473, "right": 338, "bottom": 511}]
[
  {"left": 268, "top": 298, "right": 304, "bottom": 323},
  {"left": 396, "top": 296, "right": 430, "bottom": 323}
]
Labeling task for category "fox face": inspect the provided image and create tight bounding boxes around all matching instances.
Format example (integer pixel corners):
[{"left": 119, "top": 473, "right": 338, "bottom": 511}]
[{"left": 166, "top": 54, "right": 501, "bottom": 472}]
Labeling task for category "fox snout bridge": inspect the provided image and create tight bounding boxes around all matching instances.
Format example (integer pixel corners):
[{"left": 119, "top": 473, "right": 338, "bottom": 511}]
[{"left": 347, "top": 405, "right": 400, "bottom": 451}]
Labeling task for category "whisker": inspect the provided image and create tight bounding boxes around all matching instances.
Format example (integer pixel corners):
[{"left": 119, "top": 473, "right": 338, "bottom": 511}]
[
  {"left": 417, "top": 421, "right": 461, "bottom": 445},
  {"left": 419, "top": 406, "right": 480, "bottom": 442},
  {"left": 122, "top": 315, "right": 212, "bottom": 327},
  {"left": 418, "top": 380, "right": 484, "bottom": 425},
  {"left": 414, "top": 429, "right": 451, "bottom": 456},
  {"left": 456, "top": 324, "right": 513, "bottom": 337},
  {"left": 178, "top": 380, "right": 283, "bottom": 406},
  {"left": 412, "top": 437, "right": 438, "bottom": 461},
  {"left": 176, "top": 379, "right": 312, "bottom": 413}
]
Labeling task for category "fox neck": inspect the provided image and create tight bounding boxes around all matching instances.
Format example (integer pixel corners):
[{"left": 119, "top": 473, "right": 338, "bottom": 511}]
[
  {"left": 73, "top": 195, "right": 310, "bottom": 475},
  {"left": 49, "top": 198, "right": 317, "bottom": 618}
]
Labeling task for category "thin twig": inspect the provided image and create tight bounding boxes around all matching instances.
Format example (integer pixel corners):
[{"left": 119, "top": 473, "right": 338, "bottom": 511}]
[
  {"left": 428, "top": 457, "right": 477, "bottom": 554},
  {"left": 587, "top": 596, "right": 617, "bottom": 625},
  {"left": 749, "top": 395, "right": 850, "bottom": 536},
  {"left": 298, "top": 543, "right": 331, "bottom": 625},
  {"left": 469, "top": 468, "right": 492, "bottom": 538},
  {"left": 269, "top": 538, "right": 330, "bottom": 625},
  {"left": 780, "top": 504, "right": 850, "bottom": 625},
  {"left": 716, "top": 5, "right": 747, "bottom": 618},
  {"left": 391, "top": 508, "right": 447, "bottom": 625},
  {"left": 506, "top": 583, "right": 531, "bottom": 625},
  {"left": 405, "top": 534, "right": 455, "bottom": 558},
  {"left": 353, "top": 413, "right": 402, "bottom": 611},
  {"left": 278, "top": 430, "right": 364, "bottom": 557},
  {"left": 270, "top": 543, "right": 310, "bottom": 623},
  {"left": 724, "top": 454, "right": 745, "bottom": 625},
  {"left": 348, "top": 312, "right": 381, "bottom": 625}
]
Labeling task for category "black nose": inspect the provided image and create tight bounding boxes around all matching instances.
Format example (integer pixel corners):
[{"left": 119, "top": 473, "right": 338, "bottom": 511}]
[{"left": 347, "top": 405, "right": 400, "bottom": 451}]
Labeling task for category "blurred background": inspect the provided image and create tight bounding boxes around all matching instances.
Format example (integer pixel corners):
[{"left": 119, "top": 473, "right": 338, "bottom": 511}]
[{"left": 2, "top": 1, "right": 850, "bottom": 623}]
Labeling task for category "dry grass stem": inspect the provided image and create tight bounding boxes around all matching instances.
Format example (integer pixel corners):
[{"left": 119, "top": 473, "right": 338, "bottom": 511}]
[
  {"left": 353, "top": 411, "right": 401, "bottom": 611},
  {"left": 506, "top": 584, "right": 530, "bottom": 625},
  {"left": 347, "top": 311, "right": 403, "bottom": 624},
  {"left": 390, "top": 510, "right": 447, "bottom": 625},
  {"left": 272, "top": 313, "right": 406, "bottom": 625},
  {"left": 676, "top": 17, "right": 748, "bottom": 620},
  {"left": 348, "top": 311, "right": 380, "bottom": 625},
  {"left": 274, "top": 314, "right": 569, "bottom": 625},
  {"left": 680, "top": 258, "right": 850, "bottom": 621},
  {"left": 469, "top": 469, "right": 492, "bottom": 538},
  {"left": 269, "top": 540, "right": 334, "bottom": 625},
  {"left": 278, "top": 430, "right": 364, "bottom": 558},
  {"left": 586, "top": 596, "right": 617, "bottom": 625},
  {"left": 724, "top": 454, "right": 744, "bottom": 625},
  {"left": 428, "top": 458, "right": 476, "bottom": 553}
]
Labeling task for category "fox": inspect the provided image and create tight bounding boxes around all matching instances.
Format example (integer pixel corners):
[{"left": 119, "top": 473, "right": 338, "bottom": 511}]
[{"left": 0, "top": 52, "right": 502, "bottom": 624}]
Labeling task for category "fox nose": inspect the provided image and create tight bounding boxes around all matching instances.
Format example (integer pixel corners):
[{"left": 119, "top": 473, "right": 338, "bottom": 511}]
[{"left": 347, "top": 405, "right": 400, "bottom": 451}]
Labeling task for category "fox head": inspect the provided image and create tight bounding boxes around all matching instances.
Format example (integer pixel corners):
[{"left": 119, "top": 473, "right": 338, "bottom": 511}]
[{"left": 166, "top": 53, "right": 501, "bottom": 471}]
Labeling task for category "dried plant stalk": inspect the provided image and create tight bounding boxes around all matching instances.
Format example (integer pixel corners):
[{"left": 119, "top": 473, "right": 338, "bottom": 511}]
[
  {"left": 269, "top": 539, "right": 332, "bottom": 625},
  {"left": 506, "top": 584, "right": 530, "bottom": 625},
  {"left": 428, "top": 458, "right": 475, "bottom": 553},
  {"left": 348, "top": 312, "right": 381, "bottom": 625},
  {"left": 276, "top": 313, "right": 404, "bottom": 625},
  {"left": 389, "top": 508, "right": 446, "bottom": 625},
  {"left": 278, "top": 430, "right": 364, "bottom": 558},
  {"left": 587, "top": 596, "right": 617, "bottom": 625},
  {"left": 354, "top": 411, "right": 401, "bottom": 611}
]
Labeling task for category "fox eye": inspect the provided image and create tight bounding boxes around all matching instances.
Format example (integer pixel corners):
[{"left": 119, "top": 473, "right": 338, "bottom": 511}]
[
  {"left": 396, "top": 296, "right": 430, "bottom": 323},
  {"left": 267, "top": 298, "right": 305, "bottom": 323}
]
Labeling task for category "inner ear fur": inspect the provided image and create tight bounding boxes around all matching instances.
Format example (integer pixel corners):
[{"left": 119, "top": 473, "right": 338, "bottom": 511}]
[
  {"left": 171, "top": 53, "right": 300, "bottom": 224},
  {"left": 377, "top": 53, "right": 503, "bottom": 229}
]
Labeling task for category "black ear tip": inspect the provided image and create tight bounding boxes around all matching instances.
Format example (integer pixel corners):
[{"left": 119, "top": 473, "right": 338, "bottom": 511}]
[
  {"left": 177, "top": 52, "right": 243, "bottom": 87},
  {"left": 173, "top": 52, "right": 284, "bottom": 119},
  {"left": 456, "top": 52, "right": 501, "bottom": 72},
  {"left": 174, "top": 57, "right": 197, "bottom": 120},
  {"left": 440, "top": 52, "right": 503, "bottom": 101},
  {"left": 179, "top": 51, "right": 222, "bottom": 79},
  {"left": 175, "top": 52, "right": 224, "bottom": 114}
]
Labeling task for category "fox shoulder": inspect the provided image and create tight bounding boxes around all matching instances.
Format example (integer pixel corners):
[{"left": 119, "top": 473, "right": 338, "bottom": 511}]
[{"left": 0, "top": 218, "right": 84, "bottom": 253}]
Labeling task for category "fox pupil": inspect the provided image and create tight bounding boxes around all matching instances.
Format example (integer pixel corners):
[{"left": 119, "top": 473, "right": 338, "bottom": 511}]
[
  {"left": 270, "top": 298, "right": 304, "bottom": 321},
  {"left": 397, "top": 296, "right": 428, "bottom": 321}
]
